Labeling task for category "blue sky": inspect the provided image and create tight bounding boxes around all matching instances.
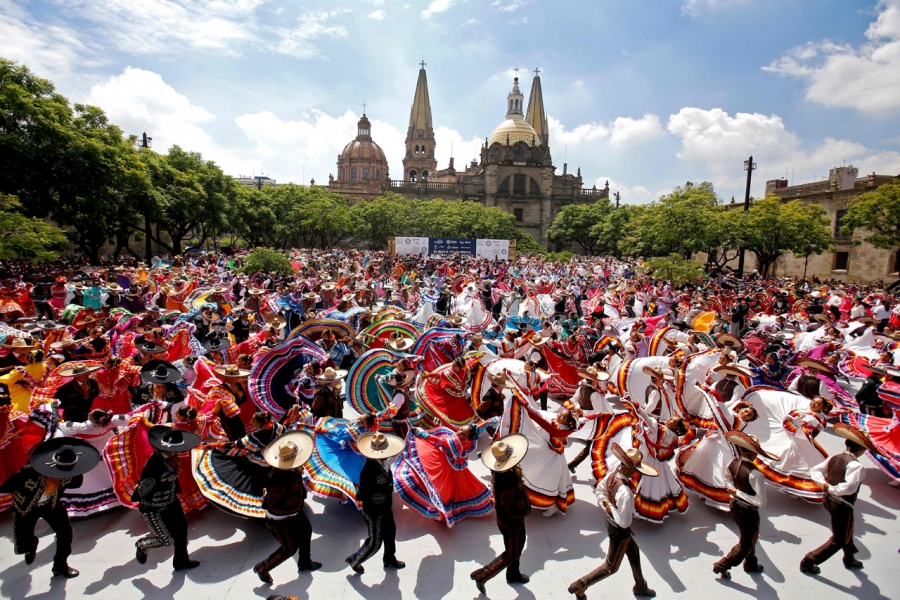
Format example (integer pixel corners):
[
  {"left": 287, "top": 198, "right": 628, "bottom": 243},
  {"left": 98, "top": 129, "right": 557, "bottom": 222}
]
[{"left": 2, "top": 0, "right": 899, "bottom": 202}]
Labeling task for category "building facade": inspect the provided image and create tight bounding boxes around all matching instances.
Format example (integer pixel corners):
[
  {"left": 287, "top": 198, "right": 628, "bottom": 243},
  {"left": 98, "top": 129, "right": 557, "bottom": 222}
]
[{"left": 327, "top": 66, "right": 608, "bottom": 245}]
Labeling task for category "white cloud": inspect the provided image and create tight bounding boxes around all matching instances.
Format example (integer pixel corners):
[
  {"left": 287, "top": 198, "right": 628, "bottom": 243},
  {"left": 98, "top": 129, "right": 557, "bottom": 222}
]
[
  {"left": 666, "top": 107, "right": 900, "bottom": 192},
  {"left": 609, "top": 114, "right": 665, "bottom": 149},
  {"left": 492, "top": 0, "right": 534, "bottom": 11},
  {"left": 434, "top": 127, "right": 483, "bottom": 170},
  {"left": 421, "top": 0, "right": 455, "bottom": 19},
  {"left": 262, "top": 10, "right": 349, "bottom": 59},
  {"left": 509, "top": 16, "right": 529, "bottom": 25},
  {"left": 0, "top": 0, "right": 102, "bottom": 79},
  {"left": 461, "top": 18, "right": 480, "bottom": 27},
  {"left": 763, "top": 0, "right": 900, "bottom": 115},
  {"left": 85, "top": 68, "right": 226, "bottom": 162},
  {"left": 367, "top": 9, "right": 386, "bottom": 20},
  {"left": 681, "top": 0, "right": 748, "bottom": 16},
  {"left": 547, "top": 116, "right": 609, "bottom": 146},
  {"left": 595, "top": 178, "right": 667, "bottom": 205}
]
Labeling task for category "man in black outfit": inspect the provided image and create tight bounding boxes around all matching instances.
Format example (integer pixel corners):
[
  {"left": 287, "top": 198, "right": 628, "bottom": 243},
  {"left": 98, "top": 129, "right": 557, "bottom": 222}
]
[
  {"left": 471, "top": 434, "right": 531, "bottom": 594},
  {"left": 0, "top": 437, "right": 101, "bottom": 577},
  {"left": 346, "top": 432, "right": 406, "bottom": 574},
  {"left": 133, "top": 426, "right": 202, "bottom": 571},
  {"left": 53, "top": 362, "right": 101, "bottom": 422},
  {"left": 254, "top": 430, "right": 320, "bottom": 584}
]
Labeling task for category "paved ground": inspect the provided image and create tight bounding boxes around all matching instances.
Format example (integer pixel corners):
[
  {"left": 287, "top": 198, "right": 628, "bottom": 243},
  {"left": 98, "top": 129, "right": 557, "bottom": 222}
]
[{"left": 1, "top": 426, "right": 898, "bottom": 600}]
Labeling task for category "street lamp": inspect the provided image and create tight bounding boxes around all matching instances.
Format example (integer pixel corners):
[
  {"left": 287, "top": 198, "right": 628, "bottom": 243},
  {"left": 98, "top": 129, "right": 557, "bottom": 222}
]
[
  {"left": 137, "top": 132, "right": 153, "bottom": 259},
  {"left": 736, "top": 155, "right": 757, "bottom": 277}
]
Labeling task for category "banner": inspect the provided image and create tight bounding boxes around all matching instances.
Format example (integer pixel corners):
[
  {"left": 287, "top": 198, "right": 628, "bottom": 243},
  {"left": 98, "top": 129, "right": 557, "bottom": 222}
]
[
  {"left": 394, "top": 237, "right": 430, "bottom": 256},
  {"left": 476, "top": 239, "right": 509, "bottom": 260},
  {"left": 429, "top": 238, "right": 476, "bottom": 258}
]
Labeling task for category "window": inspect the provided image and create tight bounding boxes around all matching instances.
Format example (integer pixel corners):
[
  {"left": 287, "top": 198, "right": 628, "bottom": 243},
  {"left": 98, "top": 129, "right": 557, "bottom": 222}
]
[
  {"left": 833, "top": 252, "right": 849, "bottom": 271},
  {"left": 376, "top": 169, "right": 380, "bottom": 181},
  {"left": 363, "top": 167, "right": 370, "bottom": 180},
  {"left": 351, "top": 167, "right": 358, "bottom": 181},
  {"left": 422, "top": 171, "right": 428, "bottom": 181},
  {"left": 835, "top": 209, "right": 849, "bottom": 239},
  {"left": 513, "top": 174, "right": 527, "bottom": 194},
  {"left": 514, "top": 208, "right": 524, "bottom": 222},
  {"left": 409, "top": 170, "right": 417, "bottom": 182}
]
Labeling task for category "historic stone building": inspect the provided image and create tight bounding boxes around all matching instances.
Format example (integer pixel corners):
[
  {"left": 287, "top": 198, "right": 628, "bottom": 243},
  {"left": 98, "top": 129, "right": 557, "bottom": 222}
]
[
  {"left": 327, "top": 65, "right": 608, "bottom": 245},
  {"left": 765, "top": 166, "right": 899, "bottom": 283}
]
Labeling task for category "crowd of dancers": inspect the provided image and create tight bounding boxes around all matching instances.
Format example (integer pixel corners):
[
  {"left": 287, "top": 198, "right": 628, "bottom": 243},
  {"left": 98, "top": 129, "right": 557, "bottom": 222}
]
[{"left": 0, "top": 249, "right": 896, "bottom": 598}]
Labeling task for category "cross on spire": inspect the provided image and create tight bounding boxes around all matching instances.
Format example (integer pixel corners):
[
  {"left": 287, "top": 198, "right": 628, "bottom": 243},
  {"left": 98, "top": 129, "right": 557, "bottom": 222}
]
[
  {"left": 362, "top": 102, "right": 367, "bottom": 115},
  {"left": 420, "top": 59, "right": 426, "bottom": 69},
  {"left": 514, "top": 66, "right": 519, "bottom": 77},
  {"left": 534, "top": 67, "right": 540, "bottom": 77}
]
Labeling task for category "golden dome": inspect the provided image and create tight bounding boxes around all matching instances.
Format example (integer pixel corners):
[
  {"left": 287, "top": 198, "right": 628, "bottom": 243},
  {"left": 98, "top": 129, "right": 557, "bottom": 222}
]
[{"left": 488, "top": 116, "right": 539, "bottom": 146}]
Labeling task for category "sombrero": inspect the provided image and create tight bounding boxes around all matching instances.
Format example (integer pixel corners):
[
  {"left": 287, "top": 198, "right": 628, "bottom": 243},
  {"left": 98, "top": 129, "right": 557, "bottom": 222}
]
[
  {"left": 202, "top": 337, "right": 230, "bottom": 353},
  {"left": 58, "top": 362, "right": 100, "bottom": 377},
  {"left": 140, "top": 359, "right": 183, "bottom": 384},
  {"left": 713, "top": 363, "right": 753, "bottom": 378},
  {"left": 716, "top": 333, "right": 744, "bottom": 349},
  {"left": 263, "top": 431, "right": 314, "bottom": 469},
  {"left": 725, "top": 431, "right": 780, "bottom": 461},
  {"left": 357, "top": 432, "right": 406, "bottom": 460},
  {"left": 832, "top": 423, "right": 878, "bottom": 454},
  {"left": 316, "top": 366, "right": 347, "bottom": 384},
  {"left": 798, "top": 358, "right": 836, "bottom": 375},
  {"left": 530, "top": 334, "right": 550, "bottom": 347},
  {"left": 386, "top": 372, "right": 414, "bottom": 388},
  {"left": 3, "top": 337, "right": 37, "bottom": 351},
  {"left": 487, "top": 371, "right": 517, "bottom": 389},
  {"left": 642, "top": 365, "right": 674, "bottom": 382},
  {"left": 577, "top": 366, "right": 610, "bottom": 382},
  {"left": 266, "top": 315, "right": 287, "bottom": 331},
  {"left": 213, "top": 364, "right": 251, "bottom": 379},
  {"left": 135, "top": 339, "right": 168, "bottom": 354},
  {"left": 480, "top": 434, "right": 528, "bottom": 472},
  {"left": 147, "top": 425, "right": 201, "bottom": 453},
  {"left": 387, "top": 335, "right": 415, "bottom": 352},
  {"left": 610, "top": 442, "right": 659, "bottom": 476},
  {"left": 813, "top": 314, "right": 833, "bottom": 325},
  {"left": 35, "top": 320, "right": 67, "bottom": 331},
  {"left": 30, "top": 437, "right": 102, "bottom": 478}
]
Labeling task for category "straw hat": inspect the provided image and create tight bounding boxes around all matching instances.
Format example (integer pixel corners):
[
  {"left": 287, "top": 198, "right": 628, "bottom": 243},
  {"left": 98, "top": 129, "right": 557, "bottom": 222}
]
[
  {"left": 577, "top": 366, "right": 610, "bottom": 382},
  {"left": 798, "top": 358, "right": 836, "bottom": 375},
  {"left": 387, "top": 335, "right": 415, "bottom": 352},
  {"left": 248, "top": 288, "right": 266, "bottom": 296},
  {"left": 832, "top": 423, "right": 878, "bottom": 454},
  {"left": 642, "top": 365, "right": 674, "bottom": 382},
  {"left": 716, "top": 333, "right": 744, "bottom": 349},
  {"left": 713, "top": 363, "right": 752, "bottom": 378},
  {"left": 357, "top": 432, "right": 406, "bottom": 460},
  {"left": 445, "top": 315, "right": 464, "bottom": 326},
  {"left": 813, "top": 314, "right": 833, "bottom": 325},
  {"left": 316, "top": 366, "right": 347, "bottom": 384},
  {"left": 266, "top": 315, "right": 287, "bottom": 331},
  {"left": 213, "top": 364, "right": 251, "bottom": 379},
  {"left": 480, "top": 434, "right": 528, "bottom": 472},
  {"left": 3, "top": 337, "right": 37, "bottom": 351},
  {"left": 530, "top": 334, "right": 550, "bottom": 347},
  {"left": 58, "top": 362, "right": 101, "bottom": 377},
  {"left": 487, "top": 371, "right": 517, "bottom": 389},
  {"left": 386, "top": 372, "right": 413, "bottom": 388},
  {"left": 725, "top": 431, "right": 780, "bottom": 461},
  {"left": 263, "top": 431, "right": 314, "bottom": 469},
  {"left": 610, "top": 442, "right": 659, "bottom": 477}
]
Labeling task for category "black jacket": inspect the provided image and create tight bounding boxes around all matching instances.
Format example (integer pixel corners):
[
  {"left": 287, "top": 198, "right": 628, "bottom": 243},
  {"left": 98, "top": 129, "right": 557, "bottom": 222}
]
[
  {"left": 0, "top": 465, "right": 82, "bottom": 515},
  {"left": 54, "top": 379, "right": 100, "bottom": 423},
  {"left": 358, "top": 458, "right": 393, "bottom": 514},
  {"left": 132, "top": 451, "right": 181, "bottom": 512}
]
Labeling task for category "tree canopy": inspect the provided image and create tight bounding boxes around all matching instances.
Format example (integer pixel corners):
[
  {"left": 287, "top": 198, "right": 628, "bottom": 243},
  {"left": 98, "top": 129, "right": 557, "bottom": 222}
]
[{"left": 839, "top": 180, "right": 900, "bottom": 248}]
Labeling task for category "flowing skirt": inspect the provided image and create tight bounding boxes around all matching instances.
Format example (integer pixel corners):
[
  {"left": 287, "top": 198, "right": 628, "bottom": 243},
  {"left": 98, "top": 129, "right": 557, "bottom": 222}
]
[
  {"left": 392, "top": 431, "right": 492, "bottom": 528},
  {"left": 843, "top": 411, "right": 900, "bottom": 481},
  {"left": 302, "top": 419, "right": 365, "bottom": 507},
  {"left": 676, "top": 431, "right": 735, "bottom": 509},
  {"left": 635, "top": 452, "right": 689, "bottom": 523}
]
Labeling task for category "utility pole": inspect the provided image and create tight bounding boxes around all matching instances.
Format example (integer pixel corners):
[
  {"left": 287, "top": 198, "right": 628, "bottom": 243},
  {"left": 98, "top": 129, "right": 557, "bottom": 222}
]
[
  {"left": 138, "top": 132, "right": 153, "bottom": 260},
  {"left": 736, "top": 155, "right": 756, "bottom": 277},
  {"left": 614, "top": 191, "right": 620, "bottom": 209}
]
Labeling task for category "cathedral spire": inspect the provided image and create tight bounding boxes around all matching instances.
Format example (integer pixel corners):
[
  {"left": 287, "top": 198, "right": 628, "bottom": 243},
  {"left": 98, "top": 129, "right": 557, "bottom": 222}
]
[
  {"left": 526, "top": 68, "right": 549, "bottom": 147},
  {"left": 407, "top": 61, "right": 433, "bottom": 140}
]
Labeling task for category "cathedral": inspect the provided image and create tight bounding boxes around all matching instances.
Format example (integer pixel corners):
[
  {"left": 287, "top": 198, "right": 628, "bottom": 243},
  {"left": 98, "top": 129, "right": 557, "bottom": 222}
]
[{"left": 327, "top": 65, "right": 609, "bottom": 245}]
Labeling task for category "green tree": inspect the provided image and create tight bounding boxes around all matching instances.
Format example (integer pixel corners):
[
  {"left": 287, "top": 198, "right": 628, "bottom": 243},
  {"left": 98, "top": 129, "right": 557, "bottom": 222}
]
[
  {"left": 839, "top": 180, "right": 900, "bottom": 248},
  {"left": 513, "top": 230, "right": 546, "bottom": 256},
  {"left": 643, "top": 253, "right": 706, "bottom": 285},
  {"left": 0, "top": 195, "right": 68, "bottom": 262},
  {"left": 546, "top": 200, "right": 612, "bottom": 254},
  {"left": 241, "top": 248, "right": 294, "bottom": 277},
  {"left": 647, "top": 182, "right": 719, "bottom": 258},
  {"left": 741, "top": 196, "right": 832, "bottom": 276}
]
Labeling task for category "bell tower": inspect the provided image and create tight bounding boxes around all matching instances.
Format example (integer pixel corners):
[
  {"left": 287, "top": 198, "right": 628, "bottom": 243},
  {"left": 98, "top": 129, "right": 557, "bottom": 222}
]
[{"left": 403, "top": 61, "right": 437, "bottom": 182}]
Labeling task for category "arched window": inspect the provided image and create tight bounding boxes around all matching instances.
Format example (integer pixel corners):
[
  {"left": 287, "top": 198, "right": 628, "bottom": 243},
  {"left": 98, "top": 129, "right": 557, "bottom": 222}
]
[
  {"left": 351, "top": 167, "right": 358, "bottom": 181},
  {"left": 415, "top": 145, "right": 419, "bottom": 154},
  {"left": 376, "top": 169, "right": 381, "bottom": 180},
  {"left": 409, "top": 170, "right": 417, "bottom": 182},
  {"left": 422, "top": 171, "right": 428, "bottom": 181},
  {"left": 363, "top": 167, "right": 370, "bottom": 179}
]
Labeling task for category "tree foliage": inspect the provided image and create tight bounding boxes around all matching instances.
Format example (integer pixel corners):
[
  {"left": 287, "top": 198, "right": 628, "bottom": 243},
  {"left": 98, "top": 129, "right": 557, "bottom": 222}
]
[
  {"left": 740, "top": 196, "right": 832, "bottom": 276},
  {"left": 241, "top": 248, "right": 294, "bottom": 277},
  {"left": 839, "top": 180, "right": 900, "bottom": 248},
  {"left": 546, "top": 200, "right": 612, "bottom": 254},
  {"left": 643, "top": 253, "right": 706, "bottom": 285},
  {"left": 0, "top": 196, "right": 68, "bottom": 262}
]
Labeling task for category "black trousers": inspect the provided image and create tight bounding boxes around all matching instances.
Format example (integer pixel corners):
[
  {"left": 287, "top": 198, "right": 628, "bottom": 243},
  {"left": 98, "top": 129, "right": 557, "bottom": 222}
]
[
  {"left": 472, "top": 516, "right": 526, "bottom": 583},
  {"left": 348, "top": 508, "right": 397, "bottom": 568},
  {"left": 715, "top": 501, "right": 760, "bottom": 571},
  {"left": 805, "top": 497, "right": 858, "bottom": 565},
  {"left": 138, "top": 503, "right": 189, "bottom": 563},
  {"left": 570, "top": 519, "right": 646, "bottom": 592},
  {"left": 257, "top": 510, "right": 313, "bottom": 572},
  {"left": 12, "top": 501, "right": 72, "bottom": 569}
]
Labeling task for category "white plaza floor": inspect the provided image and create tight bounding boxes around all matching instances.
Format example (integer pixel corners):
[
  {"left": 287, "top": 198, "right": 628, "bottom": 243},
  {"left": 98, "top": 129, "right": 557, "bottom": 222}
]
[{"left": 0, "top": 426, "right": 898, "bottom": 600}]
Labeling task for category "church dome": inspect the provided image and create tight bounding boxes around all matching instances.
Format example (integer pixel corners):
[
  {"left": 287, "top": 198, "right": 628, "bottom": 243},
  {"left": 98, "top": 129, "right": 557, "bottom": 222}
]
[
  {"left": 488, "top": 76, "right": 540, "bottom": 146},
  {"left": 340, "top": 115, "right": 387, "bottom": 162}
]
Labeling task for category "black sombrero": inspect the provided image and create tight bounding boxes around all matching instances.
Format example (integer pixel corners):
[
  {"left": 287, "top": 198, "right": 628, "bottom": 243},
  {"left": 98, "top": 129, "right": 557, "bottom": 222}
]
[
  {"left": 148, "top": 425, "right": 201, "bottom": 453},
  {"left": 135, "top": 339, "right": 168, "bottom": 355},
  {"left": 30, "top": 437, "right": 102, "bottom": 478},
  {"left": 140, "top": 359, "right": 183, "bottom": 384},
  {"left": 202, "top": 336, "right": 230, "bottom": 353}
]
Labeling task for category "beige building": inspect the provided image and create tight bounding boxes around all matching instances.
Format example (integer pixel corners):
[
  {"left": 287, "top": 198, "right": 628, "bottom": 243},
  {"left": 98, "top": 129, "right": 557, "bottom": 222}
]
[{"left": 326, "top": 65, "right": 608, "bottom": 245}]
